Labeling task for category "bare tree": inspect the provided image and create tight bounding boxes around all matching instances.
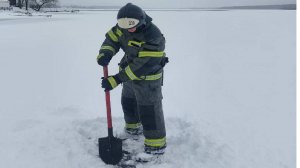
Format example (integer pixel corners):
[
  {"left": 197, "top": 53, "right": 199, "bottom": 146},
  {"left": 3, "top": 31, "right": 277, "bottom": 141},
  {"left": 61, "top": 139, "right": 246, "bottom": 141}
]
[
  {"left": 16, "top": 0, "right": 22, "bottom": 8},
  {"left": 9, "top": 0, "right": 17, "bottom": 6},
  {"left": 29, "top": 0, "right": 57, "bottom": 11},
  {"left": 25, "top": 0, "right": 28, "bottom": 10}
]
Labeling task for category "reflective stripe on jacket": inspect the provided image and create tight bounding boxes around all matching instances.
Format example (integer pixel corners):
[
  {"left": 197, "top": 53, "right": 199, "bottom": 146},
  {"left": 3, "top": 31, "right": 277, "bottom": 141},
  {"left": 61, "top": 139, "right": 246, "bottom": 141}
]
[{"left": 98, "top": 15, "right": 166, "bottom": 82}]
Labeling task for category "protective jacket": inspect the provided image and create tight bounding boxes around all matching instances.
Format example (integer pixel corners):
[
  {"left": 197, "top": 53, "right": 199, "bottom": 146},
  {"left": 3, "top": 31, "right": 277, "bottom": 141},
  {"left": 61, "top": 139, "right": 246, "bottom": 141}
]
[
  {"left": 97, "top": 14, "right": 167, "bottom": 152},
  {"left": 97, "top": 15, "right": 167, "bottom": 82}
]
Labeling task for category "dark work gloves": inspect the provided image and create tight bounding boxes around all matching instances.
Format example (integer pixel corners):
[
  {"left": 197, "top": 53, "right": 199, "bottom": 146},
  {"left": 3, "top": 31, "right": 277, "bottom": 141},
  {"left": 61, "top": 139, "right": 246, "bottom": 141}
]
[
  {"left": 97, "top": 53, "right": 112, "bottom": 66},
  {"left": 161, "top": 57, "right": 169, "bottom": 67},
  {"left": 101, "top": 74, "right": 122, "bottom": 91}
]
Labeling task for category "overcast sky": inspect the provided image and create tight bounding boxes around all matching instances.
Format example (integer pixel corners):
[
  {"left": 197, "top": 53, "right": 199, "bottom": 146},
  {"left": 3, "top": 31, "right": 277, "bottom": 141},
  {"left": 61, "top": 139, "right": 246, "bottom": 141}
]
[{"left": 59, "top": 0, "right": 296, "bottom": 8}]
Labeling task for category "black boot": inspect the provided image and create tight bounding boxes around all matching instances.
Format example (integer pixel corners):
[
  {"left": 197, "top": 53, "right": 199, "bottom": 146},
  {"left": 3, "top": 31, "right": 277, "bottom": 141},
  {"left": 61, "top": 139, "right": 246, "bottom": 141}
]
[
  {"left": 134, "top": 144, "right": 166, "bottom": 163},
  {"left": 125, "top": 126, "right": 143, "bottom": 135},
  {"left": 144, "top": 144, "right": 166, "bottom": 155}
]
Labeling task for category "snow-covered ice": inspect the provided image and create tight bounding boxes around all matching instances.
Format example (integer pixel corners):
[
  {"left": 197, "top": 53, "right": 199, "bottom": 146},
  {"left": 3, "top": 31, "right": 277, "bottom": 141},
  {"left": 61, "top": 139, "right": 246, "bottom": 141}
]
[{"left": 0, "top": 10, "right": 295, "bottom": 168}]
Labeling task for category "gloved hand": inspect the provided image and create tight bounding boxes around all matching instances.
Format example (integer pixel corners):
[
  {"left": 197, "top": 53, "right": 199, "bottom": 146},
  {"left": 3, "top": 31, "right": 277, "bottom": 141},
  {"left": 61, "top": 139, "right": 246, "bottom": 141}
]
[
  {"left": 101, "top": 75, "right": 122, "bottom": 91},
  {"left": 97, "top": 53, "right": 112, "bottom": 66}
]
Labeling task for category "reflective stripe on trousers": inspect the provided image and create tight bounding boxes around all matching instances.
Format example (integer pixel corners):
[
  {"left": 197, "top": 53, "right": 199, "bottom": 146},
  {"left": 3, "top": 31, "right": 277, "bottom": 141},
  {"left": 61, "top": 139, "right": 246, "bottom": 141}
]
[{"left": 121, "top": 79, "right": 166, "bottom": 147}]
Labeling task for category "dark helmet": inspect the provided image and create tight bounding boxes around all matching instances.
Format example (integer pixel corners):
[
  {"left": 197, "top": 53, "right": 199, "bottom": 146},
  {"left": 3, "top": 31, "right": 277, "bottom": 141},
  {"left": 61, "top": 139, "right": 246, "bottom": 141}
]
[{"left": 117, "top": 3, "right": 146, "bottom": 29}]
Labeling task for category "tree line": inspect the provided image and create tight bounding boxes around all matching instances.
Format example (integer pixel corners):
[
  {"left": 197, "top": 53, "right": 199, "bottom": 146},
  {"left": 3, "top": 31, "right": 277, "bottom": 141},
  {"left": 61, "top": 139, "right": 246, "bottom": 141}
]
[{"left": 9, "top": 0, "right": 58, "bottom": 11}]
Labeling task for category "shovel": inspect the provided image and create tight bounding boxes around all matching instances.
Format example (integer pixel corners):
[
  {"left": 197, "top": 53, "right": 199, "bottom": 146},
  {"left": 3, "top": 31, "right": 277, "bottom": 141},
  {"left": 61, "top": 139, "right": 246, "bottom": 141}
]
[{"left": 98, "top": 66, "right": 123, "bottom": 165}]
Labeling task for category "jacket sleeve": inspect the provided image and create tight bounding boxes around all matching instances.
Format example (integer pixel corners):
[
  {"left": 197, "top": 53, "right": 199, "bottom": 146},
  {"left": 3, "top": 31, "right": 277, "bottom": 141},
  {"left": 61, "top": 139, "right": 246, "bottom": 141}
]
[
  {"left": 117, "top": 35, "right": 166, "bottom": 82},
  {"left": 97, "top": 25, "right": 122, "bottom": 63}
]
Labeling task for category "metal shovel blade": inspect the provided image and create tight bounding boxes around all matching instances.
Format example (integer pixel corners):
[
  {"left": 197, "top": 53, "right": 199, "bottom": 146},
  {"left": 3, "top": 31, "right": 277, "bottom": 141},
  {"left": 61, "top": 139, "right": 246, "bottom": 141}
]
[{"left": 98, "top": 136, "right": 123, "bottom": 165}]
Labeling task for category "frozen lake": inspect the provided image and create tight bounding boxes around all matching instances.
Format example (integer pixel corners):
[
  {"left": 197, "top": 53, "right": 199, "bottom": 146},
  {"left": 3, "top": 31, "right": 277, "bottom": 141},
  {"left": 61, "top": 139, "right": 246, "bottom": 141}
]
[{"left": 0, "top": 10, "right": 296, "bottom": 168}]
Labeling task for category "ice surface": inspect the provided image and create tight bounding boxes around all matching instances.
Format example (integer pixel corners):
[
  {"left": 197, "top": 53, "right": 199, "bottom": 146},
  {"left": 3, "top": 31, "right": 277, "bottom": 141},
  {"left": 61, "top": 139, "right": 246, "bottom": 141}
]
[{"left": 0, "top": 10, "right": 295, "bottom": 168}]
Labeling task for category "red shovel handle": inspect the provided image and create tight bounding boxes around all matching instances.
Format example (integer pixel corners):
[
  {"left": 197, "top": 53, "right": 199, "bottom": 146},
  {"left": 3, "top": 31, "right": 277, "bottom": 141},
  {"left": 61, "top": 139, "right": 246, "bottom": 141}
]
[{"left": 103, "top": 66, "right": 113, "bottom": 129}]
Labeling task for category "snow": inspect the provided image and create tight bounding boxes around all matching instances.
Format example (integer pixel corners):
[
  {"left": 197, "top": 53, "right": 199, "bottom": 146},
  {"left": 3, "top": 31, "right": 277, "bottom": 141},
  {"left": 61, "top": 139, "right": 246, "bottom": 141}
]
[
  {"left": 0, "top": 10, "right": 295, "bottom": 168},
  {"left": 59, "top": 0, "right": 296, "bottom": 9}
]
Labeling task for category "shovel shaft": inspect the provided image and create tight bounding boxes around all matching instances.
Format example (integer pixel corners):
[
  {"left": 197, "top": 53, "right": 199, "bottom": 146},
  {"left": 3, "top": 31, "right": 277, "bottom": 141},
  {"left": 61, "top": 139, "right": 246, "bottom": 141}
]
[{"left": 103, "top": 66, "right": 113, "bottom": 134}]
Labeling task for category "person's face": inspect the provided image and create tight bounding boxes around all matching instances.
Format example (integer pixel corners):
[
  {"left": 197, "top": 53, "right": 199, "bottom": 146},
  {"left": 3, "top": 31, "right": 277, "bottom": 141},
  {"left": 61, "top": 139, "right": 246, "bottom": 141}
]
[{"left": 128, "top": 27, "right": 137, "bottom": 33}]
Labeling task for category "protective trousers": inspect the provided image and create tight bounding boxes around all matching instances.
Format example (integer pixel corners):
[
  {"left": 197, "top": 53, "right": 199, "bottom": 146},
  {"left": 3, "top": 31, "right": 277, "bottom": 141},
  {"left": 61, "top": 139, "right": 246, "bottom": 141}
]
[{"left": 121, "top": 79, "right": 166, "bottom": 148}]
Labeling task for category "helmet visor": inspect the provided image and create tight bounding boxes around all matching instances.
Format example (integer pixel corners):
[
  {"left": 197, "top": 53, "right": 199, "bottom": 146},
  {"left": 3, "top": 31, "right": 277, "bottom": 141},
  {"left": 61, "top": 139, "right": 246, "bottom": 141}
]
[{"left": 117, "top": 18, "right": 139, "bottom": 29}]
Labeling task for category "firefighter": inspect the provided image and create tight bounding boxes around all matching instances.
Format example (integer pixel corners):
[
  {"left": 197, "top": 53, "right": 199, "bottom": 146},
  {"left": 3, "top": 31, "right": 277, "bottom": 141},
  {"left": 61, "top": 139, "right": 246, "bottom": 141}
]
[{"left": 97, "top": 3, "right": 168, "bottom": 155}]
